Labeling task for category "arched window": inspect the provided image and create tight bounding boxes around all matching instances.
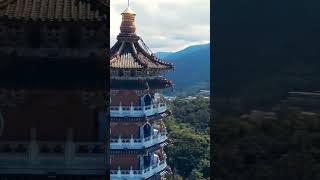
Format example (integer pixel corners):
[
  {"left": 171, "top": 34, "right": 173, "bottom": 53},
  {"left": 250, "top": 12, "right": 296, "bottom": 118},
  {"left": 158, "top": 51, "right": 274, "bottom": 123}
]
[
  {"left": 144, "top": 94, "right": 152, "bottom": 106},
  {"left": 143, "top": 123, "right": 151, "bottom": 138},
  {"left": 130, "top": 70, "right": 136, "bottom": 77},
  {"left": 118, "top": 70, "right": 124, "bottom": 76},
  {"left": 143, "top": 153, "right": 151, "bottom": 168}
]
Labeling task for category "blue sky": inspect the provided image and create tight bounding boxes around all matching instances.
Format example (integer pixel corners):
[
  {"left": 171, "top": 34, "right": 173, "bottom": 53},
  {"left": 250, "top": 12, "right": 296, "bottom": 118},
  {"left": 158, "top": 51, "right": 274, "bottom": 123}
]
[{"left": 110, "top": 0, "right": 210, "bottom": 52}]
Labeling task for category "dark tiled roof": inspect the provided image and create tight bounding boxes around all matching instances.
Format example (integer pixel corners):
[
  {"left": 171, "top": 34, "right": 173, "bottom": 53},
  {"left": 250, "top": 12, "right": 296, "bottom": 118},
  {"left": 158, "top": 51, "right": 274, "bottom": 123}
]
[
  {"left": 110, "top": 41, "right": 174, "bottom": 70},
  {"left": 0, "top": 0, "right": 107, "bottom": 21}
]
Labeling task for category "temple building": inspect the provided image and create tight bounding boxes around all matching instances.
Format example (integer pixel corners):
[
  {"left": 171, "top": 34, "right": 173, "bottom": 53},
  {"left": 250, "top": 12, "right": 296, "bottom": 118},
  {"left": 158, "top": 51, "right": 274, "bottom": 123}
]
[
  {"left": 109, "top": 5, "right": 173, "bottom": 180},
  {"left": 0, "top": 0, "right": 108, "bottom": 178}
]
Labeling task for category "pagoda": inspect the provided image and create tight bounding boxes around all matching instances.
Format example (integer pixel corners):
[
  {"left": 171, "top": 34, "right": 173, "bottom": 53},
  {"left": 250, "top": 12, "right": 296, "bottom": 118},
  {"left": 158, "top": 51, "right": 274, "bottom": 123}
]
[
  {"left": 0, "top": 0, "right": 108, "bottom": 178},
  {"left": 109, "top": 4, "right": 173, "bottom": 180}
]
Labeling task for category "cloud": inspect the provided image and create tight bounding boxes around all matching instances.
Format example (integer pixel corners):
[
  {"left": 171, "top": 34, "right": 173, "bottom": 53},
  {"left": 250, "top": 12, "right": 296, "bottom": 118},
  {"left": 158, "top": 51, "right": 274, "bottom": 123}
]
[{"left": 110, "top": 0, "right": 210, "bottom": 52}]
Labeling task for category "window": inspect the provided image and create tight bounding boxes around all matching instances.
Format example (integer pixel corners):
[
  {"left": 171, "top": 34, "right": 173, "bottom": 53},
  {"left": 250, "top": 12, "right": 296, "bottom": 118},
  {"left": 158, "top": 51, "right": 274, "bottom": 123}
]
[
  {"left": 118, "top": 70, "right": 124, "bottom": 76},
  {"left": 144, "top": 94, "right": 152, "bottom": 106},
  {"left": 130, "top": 70, "right": 136, "bottom": 77},
  {"left": 143, "top": 123, "right": 151, "bottom": 138}
]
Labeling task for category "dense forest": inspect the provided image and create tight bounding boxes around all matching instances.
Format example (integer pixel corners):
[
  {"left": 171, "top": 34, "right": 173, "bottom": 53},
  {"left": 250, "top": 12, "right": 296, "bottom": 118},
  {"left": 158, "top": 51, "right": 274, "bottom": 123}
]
[
  {"left": 164, "top": 97, "right": 210, "bottom": 179},
  {"left": 166, "top": 97, "right": 320, "bottom": 180},
  {"left": 214, "top": 108, "right": 320, "bottom": 180}
]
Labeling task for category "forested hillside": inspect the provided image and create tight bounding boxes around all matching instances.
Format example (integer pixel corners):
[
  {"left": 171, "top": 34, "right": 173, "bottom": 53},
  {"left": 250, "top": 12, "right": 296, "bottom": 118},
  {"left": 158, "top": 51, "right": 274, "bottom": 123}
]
[
  {"left": 164, "top": 97, "right": 210, "bottom": 179},
  {"left": 214, "top": 108, "right": 320, "bottom": 180}
]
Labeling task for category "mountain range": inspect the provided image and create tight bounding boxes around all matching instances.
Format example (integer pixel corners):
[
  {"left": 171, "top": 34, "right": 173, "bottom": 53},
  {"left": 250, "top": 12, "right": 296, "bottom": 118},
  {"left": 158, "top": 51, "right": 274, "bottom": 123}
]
[{"left": 155, "top": 43, "right": 210, "bottom": 96}]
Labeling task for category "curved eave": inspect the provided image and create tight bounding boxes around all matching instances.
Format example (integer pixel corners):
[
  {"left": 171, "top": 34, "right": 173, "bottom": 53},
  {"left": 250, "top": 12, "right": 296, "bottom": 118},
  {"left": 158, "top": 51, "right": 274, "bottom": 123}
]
[
  {"left": 110, "top": 140, "right": 169, "bottom": 154},
  {"left": 111, "top": 79, "right": 173, "bottom": 90},
  {"left": 133, "top": 40, "right": 174, "bottom": 68},
  {"left": 110, "top": 66, "right": 174, "bottom": 71},
  {"left": 109, "top": 39, "right": 174, "bottom": 70},
  {"left": 110, "top": 110, "right": 171, "bottom": 122}
]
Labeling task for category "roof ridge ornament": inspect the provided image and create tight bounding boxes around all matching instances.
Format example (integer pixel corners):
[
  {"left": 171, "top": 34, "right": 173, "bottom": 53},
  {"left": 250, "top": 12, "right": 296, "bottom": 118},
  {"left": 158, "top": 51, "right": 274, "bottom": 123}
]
[{"left": 122, "top": 0, "right": 135, "bottom": 15}]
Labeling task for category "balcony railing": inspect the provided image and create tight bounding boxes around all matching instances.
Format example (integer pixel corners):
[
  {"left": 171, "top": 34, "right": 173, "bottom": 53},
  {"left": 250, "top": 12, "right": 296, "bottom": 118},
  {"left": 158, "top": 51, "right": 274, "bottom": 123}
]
[
  {"left": 0, "top": 141, "right": 106, "bottom": 175},
  {"left": 110, "top": 160, "right": 167, "bottom": 180},
  {"left": 110, "top": 103, "right": 167, "bottom": 117},
  {"left": 110, "top": 131, "right": 167, "bottom": 149}
]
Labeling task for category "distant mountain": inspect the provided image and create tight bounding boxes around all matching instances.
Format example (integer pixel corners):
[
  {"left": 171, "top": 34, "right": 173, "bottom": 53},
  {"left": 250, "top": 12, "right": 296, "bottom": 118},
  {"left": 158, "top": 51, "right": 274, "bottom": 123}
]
[
  {"left": 156, "top": 43, "right": 210, "bottom": 96},
  {"left": 212, "top": 0, "right": 320, "bottom": 112},
  {"left": 155, "top": 52, "right": 173, "bottom": 59}
]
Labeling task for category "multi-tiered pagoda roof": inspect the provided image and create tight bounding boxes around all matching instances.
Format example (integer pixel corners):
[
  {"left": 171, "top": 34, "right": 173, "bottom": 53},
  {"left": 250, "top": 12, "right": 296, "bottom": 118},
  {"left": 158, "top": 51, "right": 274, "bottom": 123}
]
[
  {"left": 110, "top": 5, "right": 172, "bottom": 179},
  {"left": 110, "top": 7, "right": 173, "bottom": 71},
  {"left": 110, "top": 7, "right": 173, "bottom": 91},
  {"left": 110, "top": 40, "right": 173, "bottom": 70}
]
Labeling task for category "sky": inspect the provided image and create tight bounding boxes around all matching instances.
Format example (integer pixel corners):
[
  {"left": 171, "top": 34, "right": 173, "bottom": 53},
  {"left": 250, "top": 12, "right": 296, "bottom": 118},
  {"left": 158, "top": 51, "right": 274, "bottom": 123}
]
[{"left": 110, "top": 0, "right": 210, "bottom": 52}]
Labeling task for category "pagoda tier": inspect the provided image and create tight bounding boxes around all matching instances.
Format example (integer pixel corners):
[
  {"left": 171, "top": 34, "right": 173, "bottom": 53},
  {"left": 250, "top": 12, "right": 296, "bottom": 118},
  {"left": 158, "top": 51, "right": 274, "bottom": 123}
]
[
  {"left": 110, "top": 118, "right": 167, "bottom": 149},
  {"left": 110, "top": 148, "right": 168, "bottom": 180},
  {"left": 111, "top": 90, "right": 166, "bottom": 106},
  {"left": 0, "top": 0, "right": 109, "bottom": 59},
  {"left": 110, "top": 6, "right": 172, "bottom": 180},
  {"left": 110, "top": 90, "right": 169, "bottom": 118},
  {"left": 110, "top": 148, "right": 167, "bottom": 168},
  {"left": 111, "top": 118, "right": 166, "bottom": 138}
]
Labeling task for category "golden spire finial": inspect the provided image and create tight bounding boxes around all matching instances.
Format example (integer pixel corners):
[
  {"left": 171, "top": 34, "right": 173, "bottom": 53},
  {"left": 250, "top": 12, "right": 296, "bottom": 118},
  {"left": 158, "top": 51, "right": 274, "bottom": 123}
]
[
  {"left": 122, "top": 0, "right": 135, "bottom": 15},
  {"left": 119, "top": 0, "right": 136, "bottom": 36}
]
